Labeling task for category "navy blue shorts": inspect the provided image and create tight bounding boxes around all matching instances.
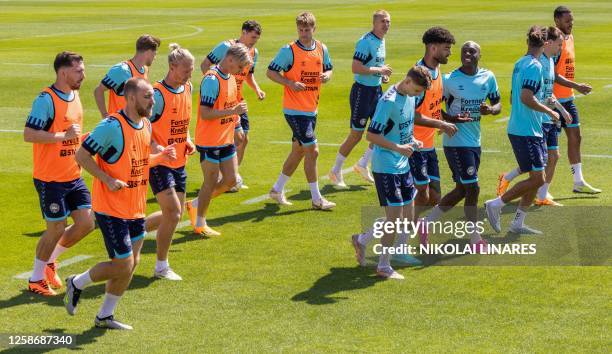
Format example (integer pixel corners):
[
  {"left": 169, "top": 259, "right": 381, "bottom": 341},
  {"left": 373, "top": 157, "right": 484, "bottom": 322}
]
[
  {"left": 95, "top": 212, "right": 145, "bottom": 259},
  {"left": 508, "top": 134, "right": 547, "bottom": 172},
  {"left": 349, "top": 82, "right": 382, "bottom": 131},
  {"left": 197, "top": 144, "right": 236, "bottom": 164},
  {"left": 373, "top": 171, "right": 416, "bottom": 207},
  {"left": 557, "top": 100, "right": 580, "bottom": 128},
  {"left": 149, "top": 165, "right": 187, "bottom": 195},
  {"left": 542, "top": 123, "right": 559, "bottom": 150},
  {"left": 284, "top": 114, "right": 317, "bottom": 146},
  {"left": 237, "top": 112, "right": 249, "bottom": 132},
  {"left": 443, "top": 147, "right": 481, "bottom": 185},
  {"left": 408, "top": 149, "right": 440, "bottom": 186},
  {"left": 33, "top": 177, "right": 91, "bottom": 221}
]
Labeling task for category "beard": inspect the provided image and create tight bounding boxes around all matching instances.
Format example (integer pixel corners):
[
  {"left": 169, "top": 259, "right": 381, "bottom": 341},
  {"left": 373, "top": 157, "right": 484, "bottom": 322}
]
[{"left": 137, "top": 104, "right": 152, "bottom": 117}]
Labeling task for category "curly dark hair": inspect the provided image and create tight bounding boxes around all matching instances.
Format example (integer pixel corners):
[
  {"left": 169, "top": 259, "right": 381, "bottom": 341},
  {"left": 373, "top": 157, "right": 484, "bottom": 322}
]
[{"left": 422, "top": 26, "right": 455, "bottom": 45}]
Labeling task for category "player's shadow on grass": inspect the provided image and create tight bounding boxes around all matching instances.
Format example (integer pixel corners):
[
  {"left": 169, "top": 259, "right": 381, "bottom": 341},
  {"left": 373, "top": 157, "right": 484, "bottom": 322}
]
[
  {"left": 287, "top": 184, "right": 367, "bottom": 202},
  {"left": 291, "top": 267, "right": 383, "bottom": 305},
  {"left": 22, "top": 230, "right": 44, "bottom": 237},
  {"left": 0, "top": 275, "right": 155, "bottom": 311},
  {"left": 551, "top": 195, "right": 599, "bottom": 201},
  {"left": 0, "top": 327, "right": 106, "bottom": 353}
]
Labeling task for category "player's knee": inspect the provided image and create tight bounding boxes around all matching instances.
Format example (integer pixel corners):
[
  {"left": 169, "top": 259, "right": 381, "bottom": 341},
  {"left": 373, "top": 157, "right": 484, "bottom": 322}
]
[
  {"left": 163, "top": 206, "right": 181, "bottom": 224},
  {"left": 304, "top": 146, "right": 319, "bottom": 159},
  {"left": 47, "top": 221, "right": 66, "bottom": 236},
  {"left": 349, "top": 130, "right": 363, "bottom": 143},
  {"left": 223, "top": 174, "right": 238, "bottom": 188},
  {"left": 548, "top": 150, "right": 560, "bottom": 163},
  {"left": 76, "top": 214, "right": 95, "bottom": 234},
  {"left": 531, "top": 174, "right": 545, "bottom": 188}
]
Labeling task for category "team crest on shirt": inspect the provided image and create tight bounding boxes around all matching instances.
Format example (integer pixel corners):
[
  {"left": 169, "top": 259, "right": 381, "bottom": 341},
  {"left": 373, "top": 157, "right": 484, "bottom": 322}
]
[
  {"left": 467, "top": 166, "right": 475, "bottom": 176},
  {"left": 49, "top": 203, "right": 60, "bottom": 214},
  {"left": 421, "top": 166, "right": 428, "bottom": 177}
]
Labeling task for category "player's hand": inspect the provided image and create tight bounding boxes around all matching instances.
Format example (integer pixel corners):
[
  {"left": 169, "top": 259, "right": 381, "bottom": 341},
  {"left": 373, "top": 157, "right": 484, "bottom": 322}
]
[
  {"left": 441, "top": 122, "right": 458, "bottom": 137},
  {"left": 455, "top": 112, "right": 473, "bottom": 122},
  {"left": 560, "top": 109, "right": 572, "bottom": 124},
  {"left": 411, "top": 139, "right": 424, "bottom": 149},
  {"left": 576, "top": 83, "right": 592, "bottom": 95},
  {"left": 320, "top": 72, "right": 331, "bottom": 84},
  {"left": 396, "top": 143, "right": 415, "bottom": 157},
  {"left": 382, "top": 75, "right": 390, "bottom": 84},
  {"left": 289, "top": 81, "right": 306, "bottom": 91},
  {"left": 185, "top": 139, "right": 196, "bottom": 155},
  {"left": 104, "top": 177, "right": 128, "bottom": 192},
  {"left": 547, "top": 109, "right": 560, "bottom": 122},
  {"left": 153, "top": 144, "right": 165, "bottom": 154},
  {"left": 162, "top": 143, "right": 177, "bottom": 161},
  {"left": 379, "top": 65, "right": 393, "bottom": 77},
  {"left": 233, "top": 102, "right": 248, "bottom": 115},
  {"left": 257, "top": 89, "right": 266, "bottom": 100},
  {"left": 64, "top": 124, "right": 81, "bottom": 140},
  {"left": 480, "top": 103, "right": 493, "bottom": 115}
]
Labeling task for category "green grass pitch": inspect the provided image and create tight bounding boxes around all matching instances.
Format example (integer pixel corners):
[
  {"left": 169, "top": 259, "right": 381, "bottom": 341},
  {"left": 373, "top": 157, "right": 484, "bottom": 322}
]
[{"left": 0, "top": 0, "right": 610, "bottom": 351}]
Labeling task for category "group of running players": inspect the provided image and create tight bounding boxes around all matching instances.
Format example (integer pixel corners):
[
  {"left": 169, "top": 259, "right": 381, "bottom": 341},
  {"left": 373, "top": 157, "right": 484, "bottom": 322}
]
[{"left": 22, "top": 6, "right": 599, "bottom": 328}]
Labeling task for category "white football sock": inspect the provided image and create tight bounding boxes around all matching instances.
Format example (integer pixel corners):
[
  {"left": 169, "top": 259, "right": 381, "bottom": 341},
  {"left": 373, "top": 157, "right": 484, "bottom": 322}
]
[
  {"left": 537, "top": 183, "right": 550, "bottom": 200},
  {"left": 571, "top": 163, "right": 584, "bottom": 184},
  {"left": 196, "top": 216, "right": 206, "bottom": 228},
  {"left": 490, "top": 196, "right": 506, "bottom": 209},
  {"left": 30, "top": 258, "right": 47, "bottom": 282},
  {"left": 425, "top": 205, "right": 444, "bottom": 223},
  {"left": 155, "top": 259, "right": 169, "bottom": 272},
  {"left": 332, "top": 153, "right": 346, "bottom": 175},
  {"left": 357, "top": 228, "right": 375, "bottom": 246},
  {"left": 309, "top": 181, "right": 322, "bottom": 202},
  {"left": 511, "top": 208, "right": 527, "bottom": 228},
  {"left": 357, "top": 147, "right": 373, "bottom": 168},
  {"left": 73, "top": 270, "right": 92, "bottom": 290},
  {"left": 273, "top": 173, "right": 290, "bottom": 192},
  {"left": 505, "top": 167, "right": 521, "bottom": 182},
  {"left": 97, "top": 293, "right": 121, "bottom": 319},
  {"left": 48, "top": 244, "right": 68, "bottom": 263},
  {"left": 378, "top": 252, "right": 391, "bottom": 269},
  {"left": 190, "top": 198, "right": 198, "bottom": 208}
]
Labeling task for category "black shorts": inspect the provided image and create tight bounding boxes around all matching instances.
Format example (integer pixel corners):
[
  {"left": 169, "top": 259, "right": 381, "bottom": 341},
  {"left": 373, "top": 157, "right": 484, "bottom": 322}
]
[
  {"left": 443, "top": 147, "right": 481, "bottom": 185},
  {"left": 557, "top": 100, "right": 580, "bottom": 128},
  {"left": 408, "top": 149, "right": 440, "bottom": 186},
  {"left": 33, "top": 177, "right": 91, "bottom": 221},
  {"left": 508, "top": 134, "right": 547, "bottom": 172},
  {"left": 95, "top": 212, "right": 145, "bottom": 259},
  {"left": 373, "top": 171, "right": 416, "bottom": 207},
  {"left": 542, "top": 123, "right": 559, "bottom": 150},
  {"left": 197, "top": 144, "right": 237, "bottom": 164},
  {"left": 349, "top": 82, "right": 382, "bottom": 131},
  {"left": 149, "top": 165, "right": 187, "bottom": 194},
  {"left": 284, "top": 114, "right": 317, "bottom": 146}
]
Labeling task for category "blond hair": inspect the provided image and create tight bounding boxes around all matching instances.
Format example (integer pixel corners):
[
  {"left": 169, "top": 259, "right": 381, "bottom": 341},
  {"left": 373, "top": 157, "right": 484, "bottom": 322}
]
[
  {"left": 296, "top": 12, "right": 316, "bottom": 27},
  {"left": 373, "top": 9, "right": 390, "bottom": 21},
  {"left": 226, "top": 43, "right": 253, "bottom": 68},
  {"left": 167, "top": 43, "right": 194, "bottom": 65}
]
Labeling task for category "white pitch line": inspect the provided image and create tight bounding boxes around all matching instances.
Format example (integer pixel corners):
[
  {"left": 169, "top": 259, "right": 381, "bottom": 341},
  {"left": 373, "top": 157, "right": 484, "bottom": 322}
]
[
  {"left": 495, "top": 116, "right": 509, "bottom": 123},
  {"left": 269, "top": 140, "right": 341, "bottom": 147},
  {"left": 14, "top": 255, "right": 93, "bottom": 279},
  {"left": 242, "top": 167, "right": 353, "bottom": 205},
  {"left": 0, "top": 129, "right": 21, "bottom": 133},
  {"left": 0, "top": 23, "right": 162, "bottom": 42},
  {"left": 583, "top": 154, "right": 612, "bottom": 159},
  {"left": 160, "top": 25, "right": 203, "bottom": 40},
  {"left": 604, "top": 84, "right": 612, "bottom": 89}
]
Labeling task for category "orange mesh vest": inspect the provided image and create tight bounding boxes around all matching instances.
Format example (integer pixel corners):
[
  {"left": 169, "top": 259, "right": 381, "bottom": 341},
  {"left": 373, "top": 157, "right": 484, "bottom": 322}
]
[
  {"left": 151, "top": 81, "right": 192, "bottom": 168},
  {"left": 196, "top": 68, "right": 238, "bottom": 147},
  {"left": 553, "top": 34, "right": 575, "bottom": 99},
  {"left": 414, "top": 65, "right": 443, "bottom": 149},
  {"left": 227, "top": 40, "right": 255, "bottom": 102},
  {"left": 283, "top": 40, "right": 324, "bottom": 113},
  {"left": 107, "top": 60, "right": 148, "bottom": 114},
  {"left": 92, "top": 113, "right": 151, "bottom": 219},
  {"left": 32, "top": 87, "right": 83, "bottom": 182}
]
